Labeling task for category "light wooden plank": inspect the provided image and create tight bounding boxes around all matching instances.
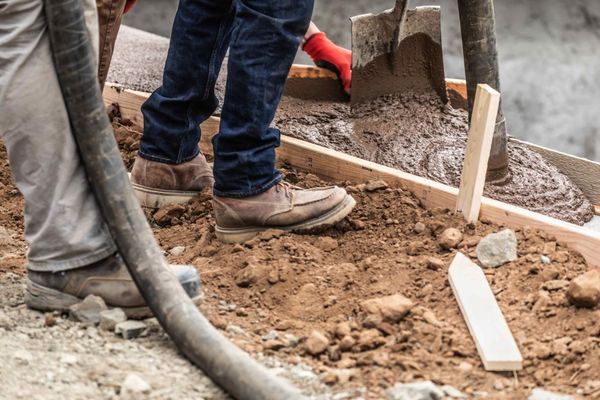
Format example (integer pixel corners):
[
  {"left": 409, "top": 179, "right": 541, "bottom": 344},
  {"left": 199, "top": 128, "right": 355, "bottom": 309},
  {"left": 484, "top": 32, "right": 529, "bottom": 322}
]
[
  {"left": 448, "top": 252, "right": 523, "bottom": 371},
  {"left": 456, "top": 84, "right": 501, "bottom": 222}
]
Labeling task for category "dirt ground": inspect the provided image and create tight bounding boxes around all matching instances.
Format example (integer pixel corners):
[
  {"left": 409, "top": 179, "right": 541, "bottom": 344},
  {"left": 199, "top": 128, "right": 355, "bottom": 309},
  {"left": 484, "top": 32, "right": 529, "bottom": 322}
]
[{"left": 2, "top": 122, "right": 600, "bottom": 399}]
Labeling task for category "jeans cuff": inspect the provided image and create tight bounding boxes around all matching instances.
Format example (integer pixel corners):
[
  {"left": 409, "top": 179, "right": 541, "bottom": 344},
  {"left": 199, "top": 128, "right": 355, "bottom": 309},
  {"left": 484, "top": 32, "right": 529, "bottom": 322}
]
[
  {"left": 27, "top": 243, "right": 118, "bottom": 273},
  {"left": 138, "top": 147, "right": 200, "bottom": 165},
  {"left": 213, "top": 173, "right": 282, "bottom": 198}
]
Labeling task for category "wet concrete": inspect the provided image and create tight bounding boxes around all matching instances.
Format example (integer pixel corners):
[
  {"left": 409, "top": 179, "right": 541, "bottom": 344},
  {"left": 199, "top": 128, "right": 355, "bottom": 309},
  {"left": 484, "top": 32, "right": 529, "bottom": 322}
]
[{"left": 274, "top": 94, "right": 593, "bottom": 225}]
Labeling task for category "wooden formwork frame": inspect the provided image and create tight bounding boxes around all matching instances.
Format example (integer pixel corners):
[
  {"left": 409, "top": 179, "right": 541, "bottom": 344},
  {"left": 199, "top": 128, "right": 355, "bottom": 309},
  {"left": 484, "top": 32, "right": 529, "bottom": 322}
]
[{"left": 103, "top": 64, "right": 600, "bottom": 268}]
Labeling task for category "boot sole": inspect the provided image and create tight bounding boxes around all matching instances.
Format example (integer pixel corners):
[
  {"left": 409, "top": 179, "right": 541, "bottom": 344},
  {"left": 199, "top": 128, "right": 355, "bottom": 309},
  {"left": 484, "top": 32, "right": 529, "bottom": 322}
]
[
  {"left": 130, "top": 174, "right": 199, "bottom": 209},
  {"left": 25, "top": 278, "right": 202, "bottom": 320},
  {"left": 215, "top": 194, "right": 357, "bottom": 243}
]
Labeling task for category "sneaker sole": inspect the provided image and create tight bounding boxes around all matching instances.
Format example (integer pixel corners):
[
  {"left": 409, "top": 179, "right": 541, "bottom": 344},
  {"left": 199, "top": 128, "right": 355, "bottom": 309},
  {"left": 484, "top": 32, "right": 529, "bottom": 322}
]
[
  {"left": 25, "top": 278, "right": 202, "bottom": 320},
  {"left": 128, "top": 173, "right": 199, "bottom": 209},
  {"left": 215, "top": 194, "right": 357, "bottom": 244}
]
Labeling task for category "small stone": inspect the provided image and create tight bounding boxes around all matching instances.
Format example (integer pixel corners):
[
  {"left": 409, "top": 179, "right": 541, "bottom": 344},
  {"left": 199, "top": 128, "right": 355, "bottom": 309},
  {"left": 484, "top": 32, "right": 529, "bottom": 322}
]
[
  {"left": 540, "top": 255, "right": 551, "bottom": 265},
  {"left": 305, "top": 330, "right": 329, "bottom": 356},
  {"left": 476, "top": 229, "right": 518, "bottom": 268},
  {"left": 365, "top": 179, "right": 388, "bottom": 192},
  {"left": 169, "top": 246, "right": 186, "bottom": 256},
  {"left": 263, "top": 340, "right": 286, "bottom": 351},
  {"left": 567, "top": 269, "right": 600, "bottom": 308},
  {"left": 121, "top": 373, "right": 151, "bottom": 395},
  {"left": 542, "top": 279, "right": 570, "bottom": 291},
  {"left": 231, "top": 244, "right": 245, "bottom": 253},
  {"left": 115, "top": 320, "right": 147, "bottom": 339},
  {"left": 154, "top": 204, "right": 185, "bottom": 225},
  {"left": 44, "top": 313, "right": 56, "bottom": 327},
  {"left": 414, "top": 222, "right": 426, "bottom": 234},
  {"left": 13, "top": 349, "right": 33, "bottom": 365},
  {"left": 493, "top": 381, "right": 504, "bottom": 391},
  {"left": 457, "top": 361, "right": 473, "bottom": 371},
  {"left": 386, "top": 380, "right": 445, "bottom": 400},
  {"left": 350, "top": 219, "right": 366, "bottom": 230},
  {"left": 262, "top": 330, "right": 279, "bottom": 341},
  {"left": 438, "top": 228, "right": 463, "bottom": 250},
  {"left": 0, "top": 310, "right": 10, "bottom": 329},
  {"left": 338, "top": 335, "right": 356, "bottom": 351},
  {"left": 322, "top": 371, "right": 339, "bottom": 385},
  {"left": 69, "top": 295, "right": 108, "bottom": 324},
  {"left": 357, "top": 329, "right": 385, "bottom": 350},
  {"left": 200, "top": 245, "right": 218, "bottom": 257},
  {"left": 554, "top": 251, "right": 570, "bottom": 263},
  {"left": 257, "top": 229, "right": 285, "bottom": 241},
  {"left": 316, "top": 236, "right": 338, "bottom": 252},
  {"left": 99, "top": 308, "right": 127, "bottom": 331},
  {"left": 441, "top": 384, "right": 467, "bottom": 398},
  {"left": 528, "top": 388, "right": 573, "bottom": 400},
  {"left": 334, "top": 322, "right": 352, "bottom": 338},
  {"left": 337, "top": 358, "right": 357, "bottom": 369},
  {"left": 426, "top": 257, "right": 445, "bottom": 271},
  {"left": 60, "top": 354, "right": 78, "bottom": 365},
  {"left": 360, "top": 294, "right": 414, "bottom": 322},
  {"left": 531, "top": 342, "right": 552, "bottom": 359}
]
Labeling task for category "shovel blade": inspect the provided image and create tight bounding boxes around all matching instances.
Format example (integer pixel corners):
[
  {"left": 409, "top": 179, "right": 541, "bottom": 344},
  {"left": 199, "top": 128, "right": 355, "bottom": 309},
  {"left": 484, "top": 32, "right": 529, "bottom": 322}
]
[{"left": 351, "top": 6, "right": 447, "bottom": 104}]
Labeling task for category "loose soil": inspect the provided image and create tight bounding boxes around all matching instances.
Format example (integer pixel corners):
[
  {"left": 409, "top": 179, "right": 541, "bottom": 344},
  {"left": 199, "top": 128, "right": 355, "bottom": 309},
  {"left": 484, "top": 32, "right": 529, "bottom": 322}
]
[
  {"left": 274, "top": 93, "right": 594, "bottom": 225},
  {"left": 2, "top": 120, "right": 600, "bottom": 399}
]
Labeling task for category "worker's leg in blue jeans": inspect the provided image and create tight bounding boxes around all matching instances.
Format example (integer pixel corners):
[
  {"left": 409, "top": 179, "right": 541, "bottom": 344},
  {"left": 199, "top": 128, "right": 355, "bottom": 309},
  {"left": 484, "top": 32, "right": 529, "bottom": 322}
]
[{"left": 134, "top": 0, "right": 356, "bottom": 243}]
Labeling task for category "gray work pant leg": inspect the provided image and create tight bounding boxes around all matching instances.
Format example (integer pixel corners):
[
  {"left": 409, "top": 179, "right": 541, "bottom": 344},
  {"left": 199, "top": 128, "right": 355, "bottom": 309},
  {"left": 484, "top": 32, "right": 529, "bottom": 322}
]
[{"left": 0, "top": 0, "right": 117, "bottom": 272}]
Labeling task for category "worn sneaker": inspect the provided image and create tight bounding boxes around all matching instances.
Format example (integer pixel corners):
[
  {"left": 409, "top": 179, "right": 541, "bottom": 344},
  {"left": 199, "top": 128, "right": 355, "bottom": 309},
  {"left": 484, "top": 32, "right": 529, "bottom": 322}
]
[
  {"left": 213, "top": 181, "right": 356, "bottom": 243},
  {"left": 130, "top": 154, "right": 214, "bottom": 208},
  {"left": 25, "top": 254, "right": 201, "bottom": 319}
]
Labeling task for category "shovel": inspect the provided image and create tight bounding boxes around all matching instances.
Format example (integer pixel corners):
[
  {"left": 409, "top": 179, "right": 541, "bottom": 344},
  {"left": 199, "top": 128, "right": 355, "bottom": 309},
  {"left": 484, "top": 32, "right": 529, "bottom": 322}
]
[{"left": 350, "top": 1, "right": 447, "bottom": 104}]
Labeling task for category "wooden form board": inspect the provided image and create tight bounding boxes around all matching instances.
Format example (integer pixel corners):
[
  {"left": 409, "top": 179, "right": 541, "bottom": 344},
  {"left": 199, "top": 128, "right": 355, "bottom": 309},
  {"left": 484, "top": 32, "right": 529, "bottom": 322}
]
[
  {"left": 449, "top": 252, "right": 523, "bottom": 371},
  {"left": 456, "top": 84, "right": 501, "bottom": 222},
  {"left": 103, "top": 65, "right": 600, "bottom": 268}
]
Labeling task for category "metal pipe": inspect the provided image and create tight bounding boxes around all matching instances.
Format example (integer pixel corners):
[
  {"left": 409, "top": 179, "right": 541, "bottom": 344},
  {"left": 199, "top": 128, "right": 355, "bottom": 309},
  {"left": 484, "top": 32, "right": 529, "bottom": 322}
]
[
  {"left": 42, "top": 0, "right": 305, "bottom": 398},
  {"left": 457, "top": 0, "right": 509, "bottom": 178}
]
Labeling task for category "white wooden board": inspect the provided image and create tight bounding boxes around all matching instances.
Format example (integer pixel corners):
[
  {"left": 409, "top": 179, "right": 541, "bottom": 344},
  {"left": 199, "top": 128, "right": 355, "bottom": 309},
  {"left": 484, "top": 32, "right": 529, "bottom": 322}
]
[{"left": 448, "top": 252, "right": 523, "bottom": 371}]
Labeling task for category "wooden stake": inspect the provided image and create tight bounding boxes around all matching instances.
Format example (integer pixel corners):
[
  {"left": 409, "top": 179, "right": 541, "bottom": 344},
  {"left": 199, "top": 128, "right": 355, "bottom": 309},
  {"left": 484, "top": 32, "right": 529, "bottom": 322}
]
[
  {"left": 456, "top": 84, "right": 500, "bottom": 223},
  {"left": 449, "top": 252, "right": 523, "bottom": 371}
]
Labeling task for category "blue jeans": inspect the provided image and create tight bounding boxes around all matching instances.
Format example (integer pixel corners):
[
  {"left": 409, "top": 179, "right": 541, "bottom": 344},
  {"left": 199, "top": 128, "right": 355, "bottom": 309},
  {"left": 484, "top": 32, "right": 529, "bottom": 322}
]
[{"left": 139, "top": 0, "right": 314, "bottom": 197}]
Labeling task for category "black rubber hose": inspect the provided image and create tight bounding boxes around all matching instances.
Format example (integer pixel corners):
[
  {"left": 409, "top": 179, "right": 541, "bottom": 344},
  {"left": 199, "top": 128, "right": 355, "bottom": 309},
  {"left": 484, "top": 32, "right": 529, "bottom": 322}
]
[
  {"left": 457, "top": 0, "right": 509, "bottom": 178},
  {"left": 43, "top": 1, "right": 305, "bottom": 399}
]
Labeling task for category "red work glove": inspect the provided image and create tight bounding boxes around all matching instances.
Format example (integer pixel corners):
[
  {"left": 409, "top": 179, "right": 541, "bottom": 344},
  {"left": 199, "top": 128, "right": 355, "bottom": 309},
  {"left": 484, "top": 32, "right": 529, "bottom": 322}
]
[
  {"left": 302, "top": 32, "right": 351, "bottom": 95},
  {"left": 124, "top": 0, "right": 137, "bottom": 14}
]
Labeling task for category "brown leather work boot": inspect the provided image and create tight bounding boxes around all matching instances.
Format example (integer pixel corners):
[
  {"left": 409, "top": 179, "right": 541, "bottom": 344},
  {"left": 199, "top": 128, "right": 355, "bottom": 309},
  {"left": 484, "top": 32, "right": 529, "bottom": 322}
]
[
  {"left": 213, "top": 181, "right": 356, "bottom": 243},
  {"left": 25, "top": 254, "right": 201, "bottom": 319},
  {"left": 130, "top": 154, "right": 214, "bottom": 208}
]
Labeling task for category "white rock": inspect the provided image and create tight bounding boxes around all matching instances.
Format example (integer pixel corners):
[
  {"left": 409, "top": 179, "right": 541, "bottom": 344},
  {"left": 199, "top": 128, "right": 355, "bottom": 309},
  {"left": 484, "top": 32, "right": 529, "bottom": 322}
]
[
  {"left": 441, "top": 384, "right": 467, "bottom": 398},
  {"left": 476, "top": 229, "right": 518, "bottom": 268},
  {"left": 69, "top": 295, "right": 108, "bottom": 324},
  {"left": 169, "top": 246, "right": 186, "bottom": 256},
  {"left": 13, "top": 349, "right": 33, "bottom": 364},
  {"left": 386, "top": 381, "right": 444, "bottom": 400},
  {"left": 115, "top": 320, "right": 147, "bottom": 339},
  {"left": 99, "top": 308, "right": 127, "bottom": 331},
  {"left": 120, "top": 373, "right": 151, "bottom": 396},
  {"left": 528, "top": 388, "right": 573, "bottom": 400},
  {"left": 541, "top": 255, "right": 551, "bottom": 265}
]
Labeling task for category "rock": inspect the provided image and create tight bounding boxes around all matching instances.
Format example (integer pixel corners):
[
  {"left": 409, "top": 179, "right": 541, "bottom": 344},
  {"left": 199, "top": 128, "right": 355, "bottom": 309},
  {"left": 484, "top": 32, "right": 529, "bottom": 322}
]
[
  {"left": 263, "top": 340, "right": 286, "bottom": 351},
  {"left": 542, "top": 279, "right": 569, "bottom": 291},
  {"left": 528, "top": 388, "right": 573, "bottom": 400},
  {"left": 0, "top": 310, "right": 11, "bottom": 329},
  {"left": 426, "top": 257, "right": 445, "bottom": 271},
  {"left": 338, "top": 335, "right": 356, "bottom": 351},
  {"left": 365, "top": 179, "right": 388, "bottom": 192},
  {"left": 541, "top": 255, "right": 551, "bottom": 265},
  {"left": 360, "top": 294, "right": 414, "bottom": 322},
  {"left": 531, "top": 342, "right": 552, "bottom": 359},
  {"left": 357, "top": 329, "right": 385, "bottom": 350},
  {"left": 60, "top": 353, "right": 78, "bottom": 365},
  {"left": 441, "top": 385, "right": 467, "bottom": 398},
  {"left": 120, "top": 373, "right": 151, "bottom": 396},
  {"left": 235, "top": 262, "right": 270, "bottom": 287},
  {"left": 316, "top": 236, "right": 338, "bottom": 252},
  {"left": 169, "top": 246, "right": 186, "bottom": 256},
  {"left": 99, "top": 308, "right": 127, "bottom": 331},
  {"left": 414, "top": 222, "right": 426, "bottom": 234},
  {"left": 567, "top": 269, "right": 600, "bottom": 308},
  {"left": 476, "top": 229, "right": 518, "bottom": 268},
  {"left": 154, "top": 204, "right": 185, "bottom": 225},
  {"left": 305, "top": 330, "right": 329, "bottom": 356},
  {"left": 457, "top": 361, "right": 473, "bottom": 371},
  {"left": 257, "top": 229, "right": 285, "bottom": 241},
  {"left": 69, "top": 295, "right": 108, "bottom": 324},
  {"left": 386, "top": 380, "right": 445, "bottom": 400},
  {"left": 115, "top": 320, "right": 147, "bottom": 339},
  {"left": 13, "top": 349, "right": 33, "bottom": 365},
  {"left": 438, "top": 228, "right": 463, "bottom": 250},
  {"left": 334, "top": 322, "right": 352, "bottom": 338}
]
